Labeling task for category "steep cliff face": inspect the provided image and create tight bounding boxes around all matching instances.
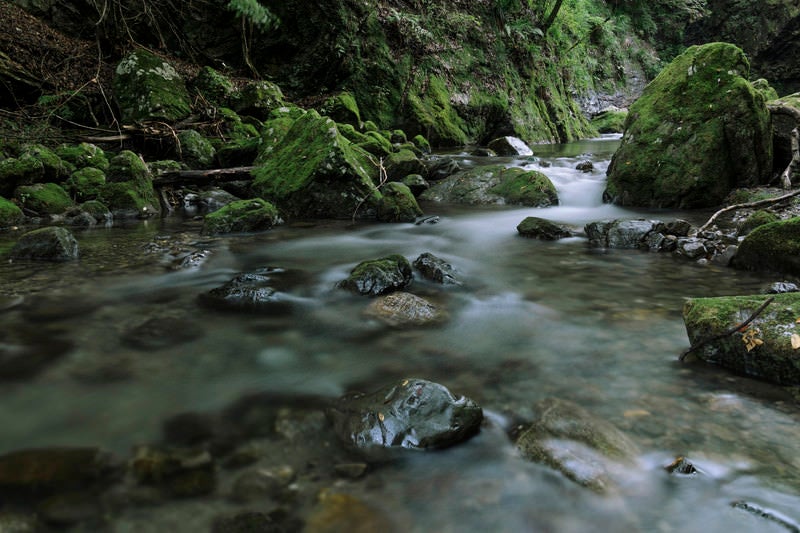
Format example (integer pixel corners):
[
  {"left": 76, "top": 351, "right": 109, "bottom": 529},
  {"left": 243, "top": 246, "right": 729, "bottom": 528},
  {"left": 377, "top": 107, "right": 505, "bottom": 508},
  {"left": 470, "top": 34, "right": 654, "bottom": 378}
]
[{"left": 685, "top": 0, "right": 800, "bottom": 93}]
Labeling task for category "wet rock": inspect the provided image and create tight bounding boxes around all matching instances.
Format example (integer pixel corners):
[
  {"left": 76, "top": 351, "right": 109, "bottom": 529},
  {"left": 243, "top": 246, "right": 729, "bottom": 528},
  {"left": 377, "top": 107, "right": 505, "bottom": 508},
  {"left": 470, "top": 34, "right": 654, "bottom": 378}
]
[
  {"left": 120, "top": 315, "right": 204, "bottom": 350},
  {"left": 768, "top": 281, "right": 800, "bottom": 294},
  {"left": 201, "top": 198, "right": 282, "bottom": 235},
  {"left": 515, "top": 398, "right": 639, "bottom": 493},
  {"left": 421, "top": 165, "right": 557, "bottom": 207},
  {"left": 0, "top": 511, "right": 42, "bottom": 532},
  {"left": 732, "top": 217, "right": 800, "bottom": 276},
  {"left": 487, "top": 136, "right": 533, "bottom": 156},
  {"left": 327, "top": 378, "right": 483, "bottom": 455},
  {"left": 131, "top": 446, "right": 216, "bottom": 498},
  {"left": 364, "top": 292, "right": 446, "bottom": 327},
  {"left": 516, "top": 217, "right": 573, "bottom": 240},
  {"left": 401, "top": 173, "right": 429, "bottom": 196},
  {"left": 338, "top": 254, "right": 413, "bottom": 296},
  {"left": 730, "top": 500, "right": 800, "bottom": 532},
  {"left": 376, "top": 182, "right": 423, "bottom": 223},
  {"left": 306, "top": 491, "right": 396, "bottom": 533},
  {"left": 422, "top": 156, "right": 461, "bottom": 181},
  {"left": 413, "top": 252, "right": 461, "bottom": 285},
  {"left": 334, "top": 463, "right": 368, "bottom": 479},
  {"left": 664, "top": 219, "right": 693, "bottom": 237},
  {"left": 664, "top": 456, "right": 697, "bottom": 476},
  {"left": 0, "top": 294, "right": 24, "bottom": 312},
  {"left": 10, "top": 227, "right": 79, "bottom": 261},
  {"left": 230, "top": 466, "right": 295, "bottom": 503},
  {"left": 384, "top": 149, "right": 427, "bottom": 182},
  {"left": 575, "top": 160, "right": 594, "bottom": 173},
  {"left": 676, "top": 238, "right": 708, "bottom": 260},
  {"left": 199, "top": 267, "right": 304, "bottom": 314},
  {"left": 586, "top": 218, "right": 659, "bottom": 249},
  {"left": 711, "top": 244, "right": 738, "bottom": 266},
  {"left": 0, "top": 447, "right": 120, "bottom": 497},
  {"left": 683, "top": 293, "right": 800, "bottom": 385},
  {"left": 471, "top": 147, "right": 497, "bottom": 157}
]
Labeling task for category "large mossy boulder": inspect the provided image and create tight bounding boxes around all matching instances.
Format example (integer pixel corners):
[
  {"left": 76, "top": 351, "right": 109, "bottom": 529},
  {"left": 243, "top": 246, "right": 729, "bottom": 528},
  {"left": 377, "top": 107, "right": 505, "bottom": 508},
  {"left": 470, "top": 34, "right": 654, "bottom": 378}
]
[
  {"left": 376, "top": 182, "right": 422, "bottom": 223},
  {"left": 421, "top": 165, "right": 557, "bottom": 207},
  {"left": 0, "top": 197, "right": 23, "bottom": 227},
  {"left": 65, "top": 167, "right": 106, "bottom": 202},
  {"left": 683, "top": 293, "right": 800, "bottom": 385},
  {"left": 517, "top": 217, "right": 573, "bottom": 240},
  {"left": 731, "top": 217, "right": 800, "bottom": 275},
  {"left": 14, "top": 183, "right": 73, "bottom": 215},
  {"left": 55, "top": 143, "right": 108, "bottom": 172},
  {"left": 177, "top": 129, "right": 216, "bottom": 169},
  {"left": 251, "top": 110, "right": 380, "bottom": 219},
  {"left": 201, "top": 198, "right": 282, "bottom": 235},
  {"left": 338, "top": 254, "right": 413, "bottom": 296},
  {"left": 98, "top": 151, "right": 160, "bottom": 218},
  {"left": 605, "top": 43, "right": 773, "bottom": 208},
  {"left": 233, "top": 80, "right": 286, "bottom": 120},
  {"left": 113, "top": 49, "right": 192, "bottom": 124}
]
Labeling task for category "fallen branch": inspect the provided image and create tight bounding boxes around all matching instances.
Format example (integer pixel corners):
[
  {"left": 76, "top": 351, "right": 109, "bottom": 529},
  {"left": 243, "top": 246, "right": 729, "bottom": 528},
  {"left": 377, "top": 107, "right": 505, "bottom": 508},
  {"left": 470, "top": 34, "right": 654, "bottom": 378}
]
[
  {"left": 696, "top": 190, "right": 800, "bottom": 234},
  {"left": 152, "top": 166, "right": 255, "bottom": 187},
  {"left": 679, "top": 296, "right": 774, "bottom": 361}
]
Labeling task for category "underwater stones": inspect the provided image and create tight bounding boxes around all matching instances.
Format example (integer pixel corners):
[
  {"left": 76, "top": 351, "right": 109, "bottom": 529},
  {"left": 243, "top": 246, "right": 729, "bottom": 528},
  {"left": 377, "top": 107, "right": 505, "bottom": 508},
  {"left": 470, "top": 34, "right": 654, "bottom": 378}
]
[
  {"left": 201, "top": 198, "right": 282, "bottom": 235},
  {"left": 10, "top": 227, "right": 78, "bottom": 261},
  {"left": 364, "top": 292, "right": 446, "bottom": 327},
  {"left": 251, "top": 110, "right": 380, "bottom": 219},
  {"left": 0, "top": 447, "right": 120, "bottom": 496},
  {"left": 421, "top": 165, "right": 557, "bottom": 207},
  {"left": 230, "top": 465, "right": 295, "bottom": 503},
  {"left": 731, "top": 217, "right": 800, "bottom": 276},
  {"left": 113, "top": 49, "right": 191, "bottom": 123},
  {"left": 131, "top": 446, "right": 215, "bottom": 498},
  {"left": 199, "top": 267, "right": 303, "bottom": 314},
  {"left": 0, "top": 196, "right": 23, "bottom": 227},
  {"left": 376, "top": 182, "right": 423, "bottom": 223},
  {"left": 327, "top": 378, "right": 483, "bottom": 454},
  {"left": 413, "top": 252, "right": 460, "bottom": 285},
  {"left": 120, "top": 316, "right": 204, "bottom": 350},
  {"left": 338, "top": 254, "right": 413, "bottom": 296},
  {"left": 306, "top": 491, "right": 396, "bottom": 533},
  {"left": 0, "top": 325, "right": 73, "bottom": 379},
  {"left": 515, "top": 398, "right": 639, "bottom": 493},
  {"left": 487, "top": 136, "right": 533, "bottom": 156},
  {"left": 605, "top": 43, "right": 772, "bottom": 208},
  {"left": 516, "top": 217, "right": 573, "bottom": 240},
  {"left": 683, "top": 292, "right": 800, "bottom": 385}
]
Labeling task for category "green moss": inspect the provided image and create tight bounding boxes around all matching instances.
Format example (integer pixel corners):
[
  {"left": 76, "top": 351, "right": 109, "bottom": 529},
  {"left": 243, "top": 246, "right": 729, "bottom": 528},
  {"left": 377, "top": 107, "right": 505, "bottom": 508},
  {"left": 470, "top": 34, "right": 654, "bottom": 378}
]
[
  {"left": 319, "top": 92, "right": 362, "bottom": 127},
  {"left": 357, "top": 131, "right": 393, "bottom": 156},
  {"left": 65, "top": 167, "right": 106, "bottom": 202},
  {"left": 253, "top": 116, "right": 297, "bottom": 165},
  {"left": 752, "top": 78, "right": 779, "bottom": 102},
  {"left": 606, "top": 43, "right": 772, "bottom": 208},
  {"left": 113, "top": 49, "right": 191, "bottom": 123},
  {"left": 411, "top": 134, "right": 431, "bottom": 154},
  {"left": 377, "top": 182, "right": 423, "bottom": 222},
  {"left": 193, "top": 66, "right": 235, "bottom": 105},
  {"left": 21, "top": 144, "right": 69, "bottom": 180},
  {"left": 406, "top": 76, "right": 468, "bottom": 147},
  {"left": 55, "top": 143, "right": 109, "bottom": 172},
  {"left": 79, "top": 200, "right": 112, "bottom": 221},
  {"left": 489, "top": 169, "right": 559, "bottom": 207},
  {"left": 14, "top": 183, "right": 73, "bottom": 214},
  {"left": 108, "top": 151, "right": 151, "bottom": 183},
  {"left": 0, "top": 196, "right": 23, "bottom": 227},
  {"left": 738, "top": 209, "right": 779, "bottom": 235},
  {"left": 233, "top": 80, "right": 286, "bottom": 119},
  {"left": 148, "top": 160, "right": 184, "bottom": 176},
  {"left": 177, "top": 130, "right": 216, "bottom": 169},
  {"left": 99, "top": 151, "right": 159, "bottom": 217},
  {"left": 201, "top": 198, "right": 282, "bottom": 235},
  {"left": 732, "top": 217, "right": 800, "bottom": 275},
  {"left": 385, "top": 148, "right": 425, "bottom": 181},
  {"left": 0, "top": 156, "right": 44, "bottom": 197},
  {"left": 591, "top": 110, "right": 628, "bottom": 134}
]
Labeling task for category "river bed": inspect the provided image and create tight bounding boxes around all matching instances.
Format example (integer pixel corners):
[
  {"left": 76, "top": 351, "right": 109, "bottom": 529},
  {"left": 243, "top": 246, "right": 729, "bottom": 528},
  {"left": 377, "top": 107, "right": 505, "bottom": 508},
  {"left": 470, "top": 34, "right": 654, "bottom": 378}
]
[{"left": 1, "top": 136, "right": 799, "bottom": 531}]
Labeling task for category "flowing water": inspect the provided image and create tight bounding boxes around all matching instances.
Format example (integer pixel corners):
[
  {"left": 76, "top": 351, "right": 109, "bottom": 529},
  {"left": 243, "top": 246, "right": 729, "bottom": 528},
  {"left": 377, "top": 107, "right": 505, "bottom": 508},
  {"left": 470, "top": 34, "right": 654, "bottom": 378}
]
[{"left": 2, "top": 135, "right": 800, "bottom": 531}]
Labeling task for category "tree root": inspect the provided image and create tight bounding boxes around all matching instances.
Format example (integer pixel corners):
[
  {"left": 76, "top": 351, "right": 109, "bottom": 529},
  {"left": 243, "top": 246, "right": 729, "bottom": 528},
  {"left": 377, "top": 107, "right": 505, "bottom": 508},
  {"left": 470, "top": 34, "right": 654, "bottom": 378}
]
[{"left": 696, "top": 190, "right": 800, "bottom": 234}]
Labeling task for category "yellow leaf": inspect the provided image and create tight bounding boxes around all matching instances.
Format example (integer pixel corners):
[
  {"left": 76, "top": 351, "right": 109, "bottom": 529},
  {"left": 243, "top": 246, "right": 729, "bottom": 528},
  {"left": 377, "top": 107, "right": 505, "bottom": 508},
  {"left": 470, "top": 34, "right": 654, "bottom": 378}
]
[
  {"left": 795, "top": 317, "right": 800, "bottom": 323},
  {"left": 378, "top": 412, "right": 385, "bottom": 422},
  {"left": 792, "top": 334, "right": 800, "bottom": 349}
]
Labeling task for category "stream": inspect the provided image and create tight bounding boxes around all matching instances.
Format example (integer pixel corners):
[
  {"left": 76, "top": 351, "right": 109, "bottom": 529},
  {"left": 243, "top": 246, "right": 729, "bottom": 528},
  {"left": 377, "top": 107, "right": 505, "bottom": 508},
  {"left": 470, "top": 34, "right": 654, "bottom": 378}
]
[{"left": 1, "top": 135, "right": 800, "bottom": 531}]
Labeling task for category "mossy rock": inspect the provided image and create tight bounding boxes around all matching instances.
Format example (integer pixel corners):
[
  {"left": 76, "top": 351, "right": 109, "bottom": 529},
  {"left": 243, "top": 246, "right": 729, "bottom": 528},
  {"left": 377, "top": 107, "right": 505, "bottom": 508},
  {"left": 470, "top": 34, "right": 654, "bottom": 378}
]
[
  {"left": 411, "top": 134, "right": 431, "bottom": 154},
  {"left": 177, "top": 130, "right": 216, "bottom": 169},
  {"left": 107, "top": 151, "right": 151, "bottom": 183},
  {"left": 732, "top": 217, "right": 800, "bottom": 275},
  {"left": 516, "top": 217, "right": 573, "bottom": 240},
  {"left": 55, "top": 143, "right": 109, "bottom": 172},
  {"left": 738, "top": 209, "right": 779, "bottom": 236},
  {"left": 405, "top": 76, "right": 469, "bottom": 147},
  {"left": 65, "top": 167, "right": 106, "bottom": 202},
  {"left": 192, "top": 66, "right": 235, "bottom": 106},
  {"left": 233, "top": 80, "right": 286, "bottom": 120},
  {"left": 99, "top": 151, "right": 159, "bottom": 218},
  {"left": 751, "top": 78, "right": 779, "bottom": 102},
  {"left": 356, "top": 131, "right": 393, "bottom": 157},
  {"left": 591, "top": 109, "right": 628, "bottom": 134},
  {"left": 421, "top": 165, "right": 557, "bottom": 207},
  {"left": 148, "top": 160, "right": 184, "bottom": 176},
  {"left": 338, "top": 254, "right": 413, "bottom": 296},
  {"left": 113, "top": 49, "right": 191, "bottom": 124},
  {"left": 251, "top": 110, "right": 380, "bottom": 219},
  {"left": 376, "top": 182, "right": 423, "bottom": 223},
  {"left": 683, "top": 293, "right": 800, "bottom": 385},
  {"left": 384, "top": 149, "right": 426, "bottom": 181},
  {"left": 253, "top": 116, "right": 298, "bottom": 165},
  {"left": 319, "top": 92, "right": 362, "bottom": 128},
  {"left": 14, "top": 183, "right": 73, "bottom": 214},
  {"left": 606, "top": 43, "right": 772, "bottom": 208},
  {"left": 0, "top": 156, "right": 44, "bottom": 197},
  {"left": 10, "top": 227, "right": 79, "bottom": 262},
  {"left": 79, "top": 200, "right": 112, "bottom": 223},
  {"left": 0, "top": 196, "right": 23, "bottom": 228},
  {"left": 20, "top": 144, "right": 70, "bottom": 180},
  {"left": 201, "top": 198, "right": 282, "bottom": 235}
]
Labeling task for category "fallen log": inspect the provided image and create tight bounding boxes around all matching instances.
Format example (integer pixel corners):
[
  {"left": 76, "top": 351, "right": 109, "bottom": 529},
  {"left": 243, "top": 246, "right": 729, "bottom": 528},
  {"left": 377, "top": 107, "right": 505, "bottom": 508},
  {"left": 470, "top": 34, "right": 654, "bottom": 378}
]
[{"left": 152, "top": 166, "right": 255, "bottom": 187}]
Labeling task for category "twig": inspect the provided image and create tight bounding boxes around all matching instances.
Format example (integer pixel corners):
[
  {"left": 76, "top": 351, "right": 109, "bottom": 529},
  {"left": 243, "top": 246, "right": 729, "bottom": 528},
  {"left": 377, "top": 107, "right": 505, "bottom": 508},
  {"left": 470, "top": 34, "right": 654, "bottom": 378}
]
[
  {"left": 679, "top": 296, "right": 774, "bottom": 361},
  {"left": 696, "top": 190, "right": 800, "bottom": 234}
]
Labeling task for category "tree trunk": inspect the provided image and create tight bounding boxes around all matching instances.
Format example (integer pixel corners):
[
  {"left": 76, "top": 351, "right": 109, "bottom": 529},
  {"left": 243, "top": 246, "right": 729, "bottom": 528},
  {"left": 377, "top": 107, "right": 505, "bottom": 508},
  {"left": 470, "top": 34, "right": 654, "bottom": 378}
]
[{"left": 542, "top": 0, "right": 565, "bottom": 32}]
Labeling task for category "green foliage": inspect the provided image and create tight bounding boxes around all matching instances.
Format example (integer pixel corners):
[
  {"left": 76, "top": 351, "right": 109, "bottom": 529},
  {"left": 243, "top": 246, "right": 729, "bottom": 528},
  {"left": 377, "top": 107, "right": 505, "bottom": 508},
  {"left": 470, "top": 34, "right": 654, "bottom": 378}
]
[{"left": 227, "top": 0, "right": 279, "bottom": 30}]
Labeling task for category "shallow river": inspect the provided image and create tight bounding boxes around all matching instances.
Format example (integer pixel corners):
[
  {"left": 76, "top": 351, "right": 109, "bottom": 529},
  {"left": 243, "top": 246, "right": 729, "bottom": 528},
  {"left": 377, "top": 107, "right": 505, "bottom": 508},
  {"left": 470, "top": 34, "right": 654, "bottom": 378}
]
[{"left": 2, "top": 136, "right": 800, "bottom": 531}]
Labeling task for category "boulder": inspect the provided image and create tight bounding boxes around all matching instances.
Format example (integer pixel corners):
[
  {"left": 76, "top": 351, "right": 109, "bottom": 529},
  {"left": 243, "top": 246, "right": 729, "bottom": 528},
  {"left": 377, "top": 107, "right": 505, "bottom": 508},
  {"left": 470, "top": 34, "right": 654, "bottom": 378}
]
[
  {"left": 177, "top": 129, "right": 216, "bottom": 169},
  {"left": 251, "top": 110, "right": 380, "bottom": 219},
  {"left": 338, "top": 254, "right": 413, "bottom": 296},
  {"left": 233, "top": 80, "right": 286, "bottom": 120},
  {"left": 605, "top": 43, "right": 772, "bottom": 208},
  {"left": 98, "top": 151, "right": 160, "bottom": 218},
  {"left": 384, "top": 149, "right": 427, "bottom": 181},
  {"left": 14, "top": 182, "right": 73, "bottom": 215},
  {"left": 10, "top": 227, "right": 78, "bottom": 261},
  {"left": 0, "top": 196, "right": 23, "bottom": 227},
  {"left": 327, "top": 378, "right": 483, "bottom": 454},
  {"left": 113, "top": 49, "right": 191, "bottom": 123},
  {"left": 413, "top": 252, "right": 460, "bottom": 285},
  {"left": 64, "top": 167, "right": 106, "bottom": 202},
  {"left": 585, "top": 218, "right": 661, "bottom": 249},
  {"left": 364, "top": 292, "right": 446, "bottom": 327},
  {"left": 201, "top": 198, "right": 282, "bottom": 235},
  {"left": 318, "top": 92, "right": 362, "bottom": 128},
  {"left": 421, "top": 165, "right": 557, "bottom": 207},
  {"left": 192, "top": 66, "right": 235, "bottom": 106},
  {"left": 55, "top": 143, "right": 108, "bottom": 172},
  {"left": 683, "top": 293, "right": 800, "bottom": 385},
  {"left": 487, "top": 136, "right": 534, "bottom": 156},
  {"left": 516, "top": 398, "right": 639, "bottom": 493},
  {"left": 198, "top": 267, "right": 304, "bottom": 314},
  {"left": 376, "top": 182, "right": 423, "bottom": 223},
  {"left": 731, "top": 217, "right": 800, "bottom": 275},
  {"left": 517, "top": 217, "right": 573, "bottom": 240}
]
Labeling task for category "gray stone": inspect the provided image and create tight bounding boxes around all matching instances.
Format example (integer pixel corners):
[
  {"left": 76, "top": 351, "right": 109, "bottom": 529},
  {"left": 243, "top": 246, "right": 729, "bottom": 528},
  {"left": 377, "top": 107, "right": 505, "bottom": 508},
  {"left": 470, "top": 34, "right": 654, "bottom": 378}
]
[
  {"left": 338, "top": 254, "right": 413, "bottom": 296},
  {"left": 364, "top": 292, "right": 447, "bottom": 327},
  {"left": 516, "top": 217, "right": 573, "bottom": 240},
  {"left": 413, "top": 252, "right": 461, "bottom": 285},
  {"left": 10, "top": 227, "right": 79, "bottom": 262},
  {"left": 487, "top": 136, "right": 533, "bottom": 156}
]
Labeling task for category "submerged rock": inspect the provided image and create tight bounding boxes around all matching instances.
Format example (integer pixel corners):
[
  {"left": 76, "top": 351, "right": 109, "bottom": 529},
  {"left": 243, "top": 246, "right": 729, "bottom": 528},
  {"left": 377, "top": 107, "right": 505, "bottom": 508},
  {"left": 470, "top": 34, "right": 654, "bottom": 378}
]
[
  {"left": 10, "top": 227, "right": 79, "bottom": 261},
  {"left": 327, "top": 378, "right": 483, "bottom": 455},
  {"left": 306, "top": 491, "right": 396, "bottom": 533},
  {"left": 338, "top": 254, "right": 413, "bottom": 296},
  {"left": 517, "top": 217, "right": 573, "bottom": 240},
  {"left": 683, "top": 293, "right": 800, "bottom": 385},
  {"left": 201, "top": 198, "right": 282, "bottom": 235},
  {"left": 131, "top": 446, "right": 215, "bottom": 498},
  {"left": 199, "top": 267, "right": 304, "bottom": 314},
  {"left": 364, "top": 292, "right": 446, "bottom": 327},
  {"left": 516, "top": 398, "right": 639, "bottom": 493}
]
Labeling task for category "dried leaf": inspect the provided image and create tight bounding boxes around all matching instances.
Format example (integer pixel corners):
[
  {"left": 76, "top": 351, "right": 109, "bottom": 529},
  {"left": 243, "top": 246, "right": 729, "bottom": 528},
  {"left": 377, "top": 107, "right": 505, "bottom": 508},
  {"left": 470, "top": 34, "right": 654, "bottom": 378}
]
[
  {"left": 378, "top": 412, "right": 385, "bottom": 422},
  {"left": 795, "top": 317, "right": 800, "bottom": 324},
  {"left": 792, "top": 334, "right": 800, "bottom": 350}
]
